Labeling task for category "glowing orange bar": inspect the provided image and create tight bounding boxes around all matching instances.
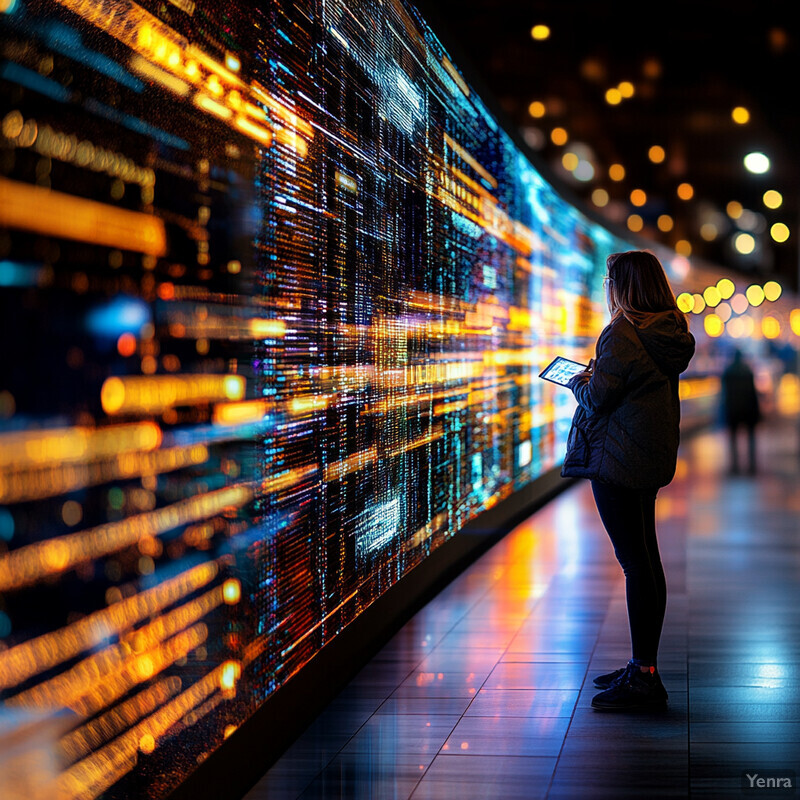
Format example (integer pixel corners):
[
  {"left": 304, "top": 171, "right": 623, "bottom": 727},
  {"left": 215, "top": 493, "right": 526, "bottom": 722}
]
[
  {"left": 0, "top": 561, "right": 218, "bottom": 690},
  {"left": 56, "top": 664, "right": 227, "bottom": 800},
  {"left": 11, "top": 588, "right": 222, "bottom": 711},
  {"left": 100, "top": 374, "right": 245, "bottom": 414},
  {"left": 213, "top": 399, "right": 271, "bottom": 425},
  {"left": 0, "top": 178, "right": 166, "bottom": 255},
  {"left": 323, "top": 446, "right": 378, "bottom": 483},
  {"left": 443, "top": 132, "right": 498, "bottom": 188},
  {"left": 0, "top": 443, "right": 208, "bottom": 504},
  {"left": 59, "top": 678, "right": 182, "bottom": 762},
  {"left": 261, "top": 464, "right": 318, "bottom": 495},
  {"left": 0, "top": 422, "right": 161, "bottom": 470},
  {"left": 0, "top": 484, "right": 252, "bottom": 591}
]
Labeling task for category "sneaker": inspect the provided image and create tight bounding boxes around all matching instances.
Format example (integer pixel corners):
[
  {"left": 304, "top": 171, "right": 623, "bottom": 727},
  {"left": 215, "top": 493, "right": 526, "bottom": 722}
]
[
  {"left": 592, "top": 666, "right": 627, "bottom": 689},
  {"left": 591, "top": 662, "right": 668, "bottom": 711}
]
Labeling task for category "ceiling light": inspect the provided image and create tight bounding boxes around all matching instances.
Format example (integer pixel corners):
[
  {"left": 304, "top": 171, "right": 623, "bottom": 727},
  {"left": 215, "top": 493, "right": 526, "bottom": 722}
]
[
  {"left": 744, "top": 152, "right": 770, "bottom": 174},
  {"left": 608, "top": 163, "right": 625, "bottom": 181},
  {"left": 531, "top": 24, "right": 550, "bottom": 40},
  {"left": 734, "top": 232, "right": 756, "bottom": 255},
  {"left": 731, "top": 106, "right": 750, "bottom": 124},
  {"left": 770, "top": 222, "right": 790, "bottom": 243},
  {"left": 528, "top": 100, "right": 545, "bottom": 118}
]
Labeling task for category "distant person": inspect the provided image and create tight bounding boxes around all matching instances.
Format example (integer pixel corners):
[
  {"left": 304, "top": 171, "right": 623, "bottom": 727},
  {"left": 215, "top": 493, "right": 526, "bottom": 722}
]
[
  {"left": 562, "top": 251, "right": 695, "bottom": 711},
  {"left": 721, "top": 348, "right": 760, "bottom": 474}
]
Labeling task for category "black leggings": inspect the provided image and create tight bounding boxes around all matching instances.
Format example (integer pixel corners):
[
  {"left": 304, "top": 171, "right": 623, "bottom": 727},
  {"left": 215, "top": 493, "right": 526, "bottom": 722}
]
[{"left": 591, "top": 481, "right": 665, "bottom": 666}]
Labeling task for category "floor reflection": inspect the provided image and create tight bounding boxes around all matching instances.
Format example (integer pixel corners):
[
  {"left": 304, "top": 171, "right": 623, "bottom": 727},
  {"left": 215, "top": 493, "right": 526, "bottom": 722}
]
[{"left": 245, "top": 417, "right": 800, "bottom": 799}]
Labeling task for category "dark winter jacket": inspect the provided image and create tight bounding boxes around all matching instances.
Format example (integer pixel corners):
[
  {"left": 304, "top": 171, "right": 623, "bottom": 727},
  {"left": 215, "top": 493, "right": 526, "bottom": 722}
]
[{"left": 561, "top": 311, "right": 695, "bottom": 490}]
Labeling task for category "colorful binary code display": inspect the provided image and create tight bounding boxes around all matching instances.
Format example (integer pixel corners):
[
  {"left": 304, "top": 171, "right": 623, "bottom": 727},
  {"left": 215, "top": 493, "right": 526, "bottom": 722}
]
[{"left": 0, "top": 0, "right": 709, "bottom": 797}]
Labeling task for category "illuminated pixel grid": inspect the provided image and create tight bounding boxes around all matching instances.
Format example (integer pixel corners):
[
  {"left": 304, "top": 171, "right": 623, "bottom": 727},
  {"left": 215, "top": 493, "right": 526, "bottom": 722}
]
[{"left": 0, "top": 0, "right": 716, "bottom": 798}]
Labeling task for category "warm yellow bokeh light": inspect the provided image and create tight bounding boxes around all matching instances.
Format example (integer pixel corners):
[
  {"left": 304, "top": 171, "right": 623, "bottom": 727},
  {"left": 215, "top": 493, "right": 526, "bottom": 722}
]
[
  {"left": 763, "top": 189, "right": 783, "bottom": 209},
  {"left": 677, "top": 182, "right": 694, "bottom": 201},
  {"left": 692, "top": 293, "right": 706, "bottom": 313},
  {"left": 592, "top": 188, "right": 609, "bottom": 207},
  {"left": 734, "top": 232, "right": 755, "bottom": 255},
  {"left": 703, "top": 286, "right": 721, "bottom": 307},
  {"left": 531, "top": 24, "right": 551, "bottom": 40},
  {"left": 676, "top": 292, "right": 694, "bottom": 313},
  {"left": 762, "top": 316, "right": 781, "bottom": 339},
  {"left": 716, "top": 278, "right": 735, "bottom": 299},
  {"left": 609, "top": 163, "right": 625, "bottom": 181},
  {"left": 657, "top": 214, "right": 674, "bottom": 232},
  {"left": 675, "top": 239, "right": 692, "bottom": 256},
  {"left": 746, "top": 284, "right": 765, "bottom": 306},
  {"left": 704, "top": 314, "right": 724, "bottom": 337},
  {"left": 791, "top": 309, "right": 800, "bottom": 336},
  {"left": 763, "top": 280, "right": 782, "bottom": 302},
  {"left": 528, "top": 100, "right": 546, "bottom": 118},
  {"left": 618, "top": 81, "right": 635, "bottom": 98},
  {"left": 771, "top": 222, "right": 790, "bottom": 243},
  {"left": 731, "top": 292, "right": 749, "bottom": 314},
  {"left": 700, "top": 223, "right": 718, "bottom": 241},
  {"left": 605, "top": 87, "right": 622, "bottom": 105},
  {"left": 726, "top": 200, "right": 743, "bottom": 219},
  {"left": 551, "top": 126, "right": 568, "bottom": 145},
  {"left": 627, "top": 214, "right": 643, "bottom": 232},
  {"left": 648, "top": 145, "right": 665, "bottom": 163},
  {"left": 731, "top": 106, "right": 750, "bottom": 124},
  {"left": 562, "top": 152, "right": 579, "bottom": 171},
  {"left": 630, "top": 189, "right": 647, "bottom": 207}
]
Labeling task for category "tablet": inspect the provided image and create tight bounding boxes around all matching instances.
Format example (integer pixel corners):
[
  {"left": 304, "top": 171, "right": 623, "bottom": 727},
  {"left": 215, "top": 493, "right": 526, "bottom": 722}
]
[{"left": 538, "top": 356, "right": 588, "bottom": 386}]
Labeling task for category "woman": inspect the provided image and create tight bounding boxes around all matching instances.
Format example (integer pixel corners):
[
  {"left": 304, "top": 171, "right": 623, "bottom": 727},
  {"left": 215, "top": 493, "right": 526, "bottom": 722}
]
[{"left": 562, "top": 250, "right": 695, "bottom": 711}]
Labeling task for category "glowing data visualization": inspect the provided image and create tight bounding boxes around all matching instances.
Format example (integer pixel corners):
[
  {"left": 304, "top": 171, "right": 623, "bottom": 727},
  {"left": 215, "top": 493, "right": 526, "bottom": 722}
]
[{"left": 0, "top": 0, "right": 705, "bottom": 798}]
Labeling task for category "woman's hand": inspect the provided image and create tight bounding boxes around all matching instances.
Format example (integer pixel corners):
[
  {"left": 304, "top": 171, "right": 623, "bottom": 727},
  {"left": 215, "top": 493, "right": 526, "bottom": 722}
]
[{"left": 567, "top": 359, "right": 594, "bottom": 391}]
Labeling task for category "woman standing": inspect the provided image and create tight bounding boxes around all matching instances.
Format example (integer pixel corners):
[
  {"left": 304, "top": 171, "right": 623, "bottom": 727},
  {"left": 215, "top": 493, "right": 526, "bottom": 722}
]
[{"left": 562, "top": 250, "right": 695, "bottom": 711}]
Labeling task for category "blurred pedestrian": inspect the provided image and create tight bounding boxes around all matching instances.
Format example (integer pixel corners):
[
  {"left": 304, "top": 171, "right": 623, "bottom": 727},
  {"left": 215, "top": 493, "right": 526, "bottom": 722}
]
[
  {"left": 721, "top": 348, "right": 760, "bottom": 474},
  {"left": 562, "top": 250, "right": 695, "bottom": 711}
]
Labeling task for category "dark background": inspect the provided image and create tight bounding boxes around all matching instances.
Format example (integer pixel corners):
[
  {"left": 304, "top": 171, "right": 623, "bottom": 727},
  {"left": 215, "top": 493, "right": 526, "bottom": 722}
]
[{"left": 417, "top": 0, "right": 800, "bottom": 291}]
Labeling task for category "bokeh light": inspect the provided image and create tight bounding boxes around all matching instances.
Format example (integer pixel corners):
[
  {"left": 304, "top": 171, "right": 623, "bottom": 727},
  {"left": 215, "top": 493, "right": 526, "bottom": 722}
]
[{"left": 746, "top": 284, "right": 765, "bottom": 306}]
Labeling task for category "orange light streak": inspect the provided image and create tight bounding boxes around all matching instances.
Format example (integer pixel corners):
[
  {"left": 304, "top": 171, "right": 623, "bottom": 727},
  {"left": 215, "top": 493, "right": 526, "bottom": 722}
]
[
  {"left": 323, "top": 447, "right": 378, "bottom": 483},
  {"left": 10, "top": 587, "right": 222, "bottom": 712},
  {"left": 0, "top": 562, "right": 218, "bottom": 690},
  {"left": 101, "top": 374, "right": 245, "bottom": 415},
  {"left": 49, "top": 0, "right": 313, "bottom": 153},
  {"left": 0, "top": 484, "right": 252, "bottom": 591},
  {"left": 443, "top": 132, "right": 497, "bottom": 188},
  {"left": 0, "top": 178, "right": 167, "bottom": 255},
  {"left": 261, "top": 464, "right": 318, "bottom": 495},
  {"left": 212, "top": 399, "right": 271, "bottom": 426},
  {"left": 59, "top": 677, "right": 182, "bottom": 762},
  {"left": 0, "top": 422, "right": 161, "bottom": 470},
  {"left": 0, "top": 443, "right": 208, "bottom": 504},
  {"left": 54, "top": 663, "right": 227, "bottom": 800},
  {"left": 9, "top": 622, "right": 208, "bottom": 715}
]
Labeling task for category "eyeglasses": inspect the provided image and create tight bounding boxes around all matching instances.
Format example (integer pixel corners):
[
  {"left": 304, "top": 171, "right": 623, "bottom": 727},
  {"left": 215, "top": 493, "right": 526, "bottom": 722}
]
[{"left": 603, "top": 276, "right": 614, "bottom": 285}]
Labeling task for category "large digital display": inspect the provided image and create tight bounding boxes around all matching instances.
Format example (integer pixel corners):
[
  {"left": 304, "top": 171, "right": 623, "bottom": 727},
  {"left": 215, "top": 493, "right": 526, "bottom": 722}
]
[{"left": 0, "top": 1, "right": 729, "bottom": 798}]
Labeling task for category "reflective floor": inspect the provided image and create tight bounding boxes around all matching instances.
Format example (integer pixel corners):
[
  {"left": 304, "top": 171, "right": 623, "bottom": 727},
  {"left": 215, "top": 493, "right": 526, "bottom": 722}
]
[{"left": 245, "top": 419, "right": 800, "bottom": 799}]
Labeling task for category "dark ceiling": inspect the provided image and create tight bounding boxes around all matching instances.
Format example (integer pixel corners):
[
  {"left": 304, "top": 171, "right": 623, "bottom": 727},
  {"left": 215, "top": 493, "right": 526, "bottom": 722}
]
[{"left": 420, "top": 0, "right": 800, "bottom": 291}]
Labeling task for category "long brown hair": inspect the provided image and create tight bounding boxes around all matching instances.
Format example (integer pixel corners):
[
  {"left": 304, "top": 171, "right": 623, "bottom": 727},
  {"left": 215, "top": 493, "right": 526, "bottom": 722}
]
[{"left": 605, "top": 250, "right": 687, "bottom": 329}]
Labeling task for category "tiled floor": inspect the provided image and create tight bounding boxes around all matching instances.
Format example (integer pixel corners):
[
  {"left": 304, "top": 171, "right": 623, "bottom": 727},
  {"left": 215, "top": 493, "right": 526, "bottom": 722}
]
[{"left": 244, "top": 418, "right": 800, "bottom": 799}]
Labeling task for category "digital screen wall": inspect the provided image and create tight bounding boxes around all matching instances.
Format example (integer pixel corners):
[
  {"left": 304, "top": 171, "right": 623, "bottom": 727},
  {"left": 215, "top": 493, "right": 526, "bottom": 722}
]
[{"left": 0, "top": 1, "right": 714, "bottom": 798}]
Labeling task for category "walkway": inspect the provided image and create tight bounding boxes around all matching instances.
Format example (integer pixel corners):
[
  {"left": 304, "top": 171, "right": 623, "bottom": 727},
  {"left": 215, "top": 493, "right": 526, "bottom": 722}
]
[{"left": 244, "top": 417, "right": 800, "bottom": 799}]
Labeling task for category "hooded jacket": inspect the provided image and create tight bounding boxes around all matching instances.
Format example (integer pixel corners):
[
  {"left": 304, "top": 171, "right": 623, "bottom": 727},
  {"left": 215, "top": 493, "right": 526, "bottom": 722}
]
[{"left": 561, "top": 310, "right": 695, "bottom": 489}]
